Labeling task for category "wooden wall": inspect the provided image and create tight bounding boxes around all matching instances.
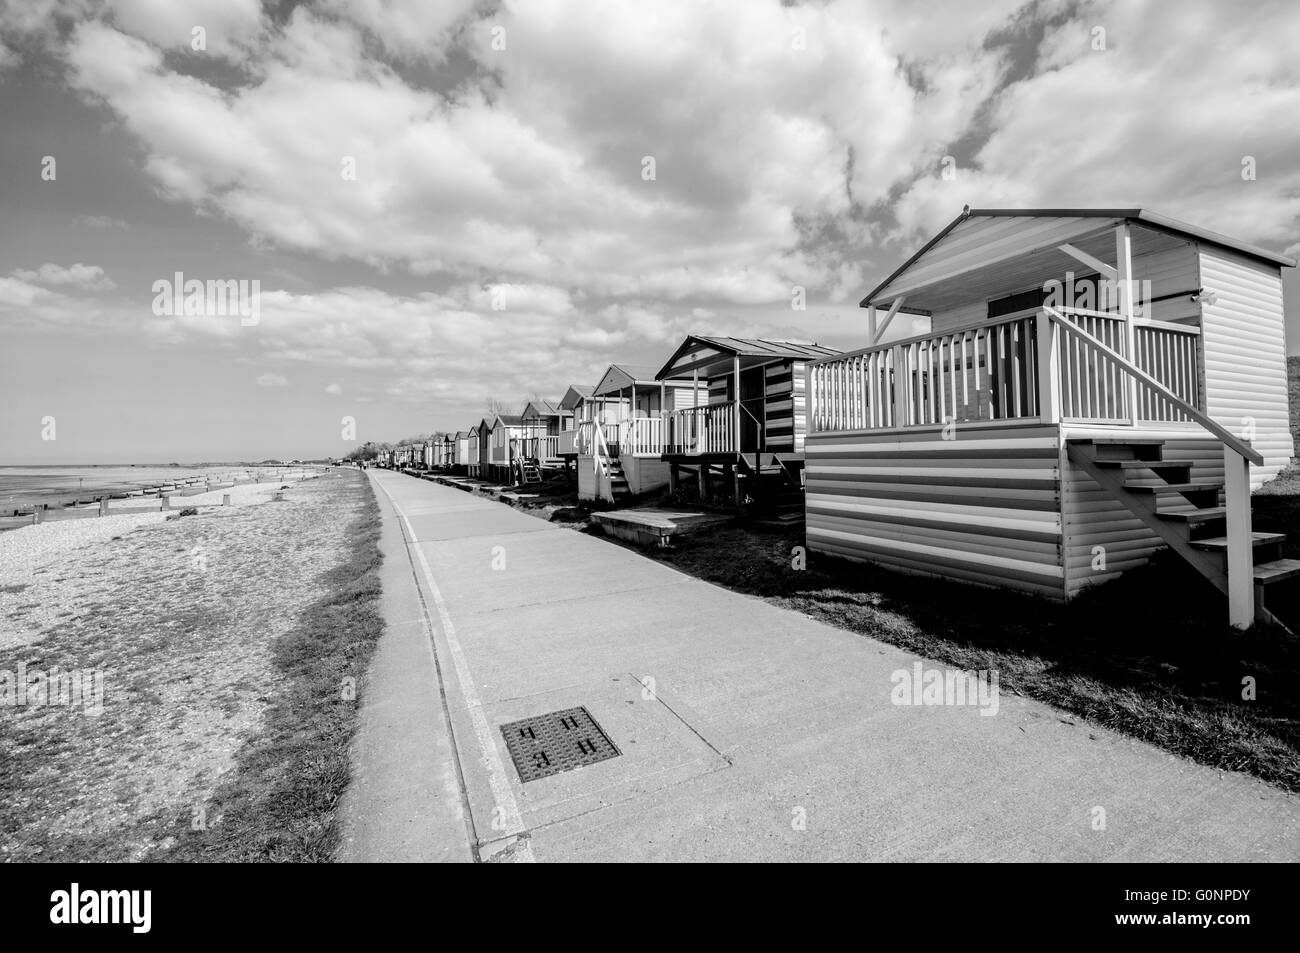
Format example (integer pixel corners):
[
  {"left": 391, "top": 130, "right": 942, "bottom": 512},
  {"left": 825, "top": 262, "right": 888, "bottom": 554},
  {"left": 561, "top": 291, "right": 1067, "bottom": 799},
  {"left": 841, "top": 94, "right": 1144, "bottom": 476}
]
[
  {"left": 1198, "top": 246, "right": 1293, "bottom": 487},
  {"left": 805, "top": 422, "right": 1066, "bottom": 599}
]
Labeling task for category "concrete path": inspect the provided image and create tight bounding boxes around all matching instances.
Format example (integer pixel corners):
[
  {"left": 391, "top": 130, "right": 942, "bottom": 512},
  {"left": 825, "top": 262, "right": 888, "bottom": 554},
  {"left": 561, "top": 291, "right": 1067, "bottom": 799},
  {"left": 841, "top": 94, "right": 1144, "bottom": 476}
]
[{"left": 351, "top": 469, "right": 1300, "bottom": 862}]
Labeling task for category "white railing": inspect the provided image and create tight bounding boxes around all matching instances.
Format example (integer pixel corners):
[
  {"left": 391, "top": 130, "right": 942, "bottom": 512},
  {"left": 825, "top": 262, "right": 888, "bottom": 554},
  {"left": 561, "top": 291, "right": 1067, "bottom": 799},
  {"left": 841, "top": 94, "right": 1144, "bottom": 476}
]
[
  {"left": 559, "top": 429, "right": 578, "bottom": 455},
  {"left": 627, "top": 417, "right": 664, "bottom": 456},
  {"left": 573, "top": 420, "right": 621, "bottom": 456},
  {"left": 1058, "top": 309, "right": 1129, "bottom": 421},
  {"left": 666, "top": 401, "right": 737, "bottom": 454},
  {"left": 1135, "top": 323, "right": 1200, "bottom": 422},
  {"left": 1040, "top": 306, "right": 1260, "bottom": 628},
  {"left": 810, "top": 309, "right": 1205, "bottom": 433},
  {"left": 809, "top": 313, "right": 1040, "bottom": 431}
]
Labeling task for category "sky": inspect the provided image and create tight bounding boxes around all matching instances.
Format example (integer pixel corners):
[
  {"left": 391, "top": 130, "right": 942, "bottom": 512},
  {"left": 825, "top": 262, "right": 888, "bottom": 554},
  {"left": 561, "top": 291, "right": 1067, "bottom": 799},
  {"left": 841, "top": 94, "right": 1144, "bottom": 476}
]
[{"left": 1, "top": 0, "right": 1299, "bottom": 463}]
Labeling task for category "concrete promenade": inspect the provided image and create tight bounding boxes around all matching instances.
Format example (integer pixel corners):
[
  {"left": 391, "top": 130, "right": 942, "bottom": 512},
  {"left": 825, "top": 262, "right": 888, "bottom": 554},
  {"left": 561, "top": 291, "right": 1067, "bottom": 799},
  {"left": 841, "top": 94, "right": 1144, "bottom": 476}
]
[{"left": 339, "top": 469, "right": 1300, "bottom": 862}]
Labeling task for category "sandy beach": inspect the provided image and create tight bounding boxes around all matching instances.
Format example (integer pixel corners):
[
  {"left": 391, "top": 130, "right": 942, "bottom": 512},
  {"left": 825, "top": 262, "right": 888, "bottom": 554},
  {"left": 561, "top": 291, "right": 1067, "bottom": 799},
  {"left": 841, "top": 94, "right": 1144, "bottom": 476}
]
[{"left": 0, "top": 467, "right": 380, "bottom": 862}]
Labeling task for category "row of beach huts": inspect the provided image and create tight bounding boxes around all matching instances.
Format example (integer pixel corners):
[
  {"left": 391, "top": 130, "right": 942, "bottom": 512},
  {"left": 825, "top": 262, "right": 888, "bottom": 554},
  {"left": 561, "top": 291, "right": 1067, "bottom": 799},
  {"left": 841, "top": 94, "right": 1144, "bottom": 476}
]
[{"left": 377, "top": 208, "right": 1298, "bottom": 628}]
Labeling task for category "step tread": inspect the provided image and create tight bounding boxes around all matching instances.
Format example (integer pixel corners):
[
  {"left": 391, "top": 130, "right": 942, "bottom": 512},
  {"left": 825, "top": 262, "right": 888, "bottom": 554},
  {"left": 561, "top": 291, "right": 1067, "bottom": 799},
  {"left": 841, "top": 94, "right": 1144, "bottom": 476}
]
[
  {"left": 1254, "top": 559, "right": 1300, "bottom": 584},
  {"left": 1095, "top": 459, "right": 1195, "bottom": 470},
  {"left": 1067, "top": 437, "right": 1166, "bottom": 445},
  {"left": 1190, "top": 532, "right": 1286, "bottom": 551},
  {"left": 1124, "top": 482, "right": 1223, "bottom": 493},
  {"left": 1157, "top": 506, "right": 1227, "bottom": 523}
]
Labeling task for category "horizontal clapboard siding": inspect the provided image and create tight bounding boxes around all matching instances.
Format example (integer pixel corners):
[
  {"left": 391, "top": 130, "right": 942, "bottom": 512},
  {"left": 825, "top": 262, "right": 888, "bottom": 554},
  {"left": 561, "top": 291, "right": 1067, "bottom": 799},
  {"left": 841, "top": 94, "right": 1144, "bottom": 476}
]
[
  {"left": 1198, "top": 247, "right": 1293, "bottom": 487},
  {"left": 805, "top": 423, "right": 1065, "bottom": 599},
  {"left": 764, "top": 361, "right": 795, "bottom": 450}
]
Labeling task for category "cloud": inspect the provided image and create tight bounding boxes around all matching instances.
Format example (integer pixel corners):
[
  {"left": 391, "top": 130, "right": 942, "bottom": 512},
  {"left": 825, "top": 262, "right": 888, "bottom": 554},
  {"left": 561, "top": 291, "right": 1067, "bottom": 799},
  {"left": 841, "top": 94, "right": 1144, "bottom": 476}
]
[
  {"left": 256, "top": 373, "right": 288, "bottom": 387},
  {"left": 324, "top": 382, "right": 342, "bottom": 395},
  {"left": 104, "top": 0, "right": 265, "bottom": 60},
  {"left": 58, "top": 1, "right": 1017, "bottom": 306},
  {"left": 891, "top": 0, "right": 1300, "bottom": 245},
  {"left": 10, "top": 262, "right": 116, "bottom": 291},
  {"left": 319, "top": 0, "right": 477, "bottom": 62}
]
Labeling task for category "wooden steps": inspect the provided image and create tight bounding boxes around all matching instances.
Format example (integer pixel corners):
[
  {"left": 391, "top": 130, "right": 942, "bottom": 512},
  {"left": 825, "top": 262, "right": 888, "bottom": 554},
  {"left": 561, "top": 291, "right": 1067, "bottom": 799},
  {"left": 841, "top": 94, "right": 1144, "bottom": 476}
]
[
  {"left": 1067, "top": 437, "right": 1292, "bottom": 629},
  {"left": 1252, "top": 558, "right": 1300, "bottom": 584}
]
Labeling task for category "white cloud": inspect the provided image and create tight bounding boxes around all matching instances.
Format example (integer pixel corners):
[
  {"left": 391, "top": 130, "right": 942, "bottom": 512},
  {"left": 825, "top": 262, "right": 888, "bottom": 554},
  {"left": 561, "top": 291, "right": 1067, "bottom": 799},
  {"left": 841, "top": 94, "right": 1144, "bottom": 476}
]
[
  {"left": 104, "top": 0, "right": 265, "bottom": 60},
  {"left": 256, "top": 373, "right": 288, "bottom": 387},
  {"left": 319, "top": 0, "right": 477, "bottom": 61},
  {"left": 10, "top": 262, "right": 116, "bottom": 291},
  {"left": 324, "top": 382, "right": 342, "bottom": 395},
  {"left": 891, "top": 0, "right": 1300, "bottom": 245},
  {"left": 59, "top": 1, "right": 1015, "bottom": 306}
]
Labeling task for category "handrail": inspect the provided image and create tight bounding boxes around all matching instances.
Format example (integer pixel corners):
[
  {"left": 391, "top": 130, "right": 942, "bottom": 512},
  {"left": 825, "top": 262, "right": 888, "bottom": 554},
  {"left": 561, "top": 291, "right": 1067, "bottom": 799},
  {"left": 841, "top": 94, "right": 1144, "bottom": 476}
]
[
  {"left": 809, "top": 310, "right": 1034, "bottom": 366},
  {"left": 593, "top": 420, "right": 613, "bottom": 476},
  {"left": 1044, "top": 306, "right": 1262, "bottom": 466}
]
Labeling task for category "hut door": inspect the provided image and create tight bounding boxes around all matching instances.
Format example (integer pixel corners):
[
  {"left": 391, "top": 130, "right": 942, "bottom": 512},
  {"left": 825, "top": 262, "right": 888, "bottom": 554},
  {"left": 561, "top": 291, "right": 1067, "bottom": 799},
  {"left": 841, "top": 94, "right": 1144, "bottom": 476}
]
[{"left": 739, "top": 366, "right": 765, "bottom": 451}]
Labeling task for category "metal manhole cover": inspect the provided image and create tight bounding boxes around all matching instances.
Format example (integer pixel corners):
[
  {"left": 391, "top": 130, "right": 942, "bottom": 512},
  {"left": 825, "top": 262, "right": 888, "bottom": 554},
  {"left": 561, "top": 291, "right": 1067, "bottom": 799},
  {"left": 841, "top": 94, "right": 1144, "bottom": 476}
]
[{"left": 500, "top": 706, "right": 620, "bottom": 782}]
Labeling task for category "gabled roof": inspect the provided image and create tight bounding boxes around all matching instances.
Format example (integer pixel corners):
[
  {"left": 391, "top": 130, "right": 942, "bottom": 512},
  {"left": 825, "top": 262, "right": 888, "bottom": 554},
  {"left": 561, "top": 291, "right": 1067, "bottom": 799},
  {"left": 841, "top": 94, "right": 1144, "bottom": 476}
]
[
  {"left": 654, "top": 335, "right": 842, "bottom": 380},
  {"left": 490, "top": 414, "right": 526, "bottom": 429},
  {"left": 592, "top": 363, "right": 663, "bottom": 396},
  {"left": 862, "top": 207, "right": 1296, "bottom": 311},
  {"left": 522, "top": 399, "right": 561, "bottom": 419},
  {"left": 559, "top": 384, "right": 593, "bottom": 410}
]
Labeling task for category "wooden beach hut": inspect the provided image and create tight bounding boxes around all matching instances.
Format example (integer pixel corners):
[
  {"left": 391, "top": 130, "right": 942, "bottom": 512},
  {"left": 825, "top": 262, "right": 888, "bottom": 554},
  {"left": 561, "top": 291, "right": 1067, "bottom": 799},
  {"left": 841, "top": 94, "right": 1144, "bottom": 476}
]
[
  {"left": 452, "top": 431, "right": 470, "bottom": 474},
  {"left": 557, "top": 384, "right": 594, "bottom": 464},
  {"left": 804, "top": 207, "right": 1297, "bottom": 627},
  {"left": 575, "top": 364, "right": 696, "bottom": 504},
  {"left": 487, "top": 414, "right": 530, "bottom": 483},
  {"left": 467, "top": 418, "right": 492, "bottom": 478},
  {"left": 655, "top": 337, "right": 842, "bottom": 514},
  {"left": 520, "top": 399, "right": 567, "bottom": 473}
]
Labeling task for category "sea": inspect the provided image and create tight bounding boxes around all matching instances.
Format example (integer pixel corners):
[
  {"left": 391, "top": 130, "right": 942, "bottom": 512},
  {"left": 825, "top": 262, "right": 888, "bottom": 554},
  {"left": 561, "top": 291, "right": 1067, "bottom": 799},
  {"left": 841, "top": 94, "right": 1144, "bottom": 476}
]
[{"left": 0, "top": 464, "right": 289, "bottom": 515}]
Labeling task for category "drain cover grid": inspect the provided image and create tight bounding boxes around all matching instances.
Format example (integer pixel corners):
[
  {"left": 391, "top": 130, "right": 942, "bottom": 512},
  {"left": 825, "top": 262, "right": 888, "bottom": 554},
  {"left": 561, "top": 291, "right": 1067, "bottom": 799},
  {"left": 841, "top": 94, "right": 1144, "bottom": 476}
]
[{"left": 500, "top": 706, "right": 620, "bottom": 782}]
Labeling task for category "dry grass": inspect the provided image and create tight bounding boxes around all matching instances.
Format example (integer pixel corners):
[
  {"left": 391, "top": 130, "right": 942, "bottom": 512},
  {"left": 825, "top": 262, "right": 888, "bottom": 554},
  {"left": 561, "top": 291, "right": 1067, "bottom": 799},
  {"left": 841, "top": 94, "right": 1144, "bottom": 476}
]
[{"left": 0, "top": 469, "right": 384, "bottom": 862}]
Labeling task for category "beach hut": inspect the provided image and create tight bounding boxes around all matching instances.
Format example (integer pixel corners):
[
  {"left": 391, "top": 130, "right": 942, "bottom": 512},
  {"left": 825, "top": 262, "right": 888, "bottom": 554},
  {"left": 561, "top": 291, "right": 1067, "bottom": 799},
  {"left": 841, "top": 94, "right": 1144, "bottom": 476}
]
[
  {"left": 804, "top": 206, "right": 1297, "bottom": 627},
  {"left": 487, "top": 414, "right": 530, "bottom": 483},
  {"left": 440, "top": 432, "right": 455, "bottom": 469},
  {"left": 520, "top": 399, "right": 566, "bottom": 471},
  {"left": 451, "top": 431, "right": 470, "bottom": 474},
  {"left": 557, "top": 384, "right": 594, "bottom": 462},
  {"left": 423, "top": 437, "right": 436, "bottom": 469},
  {"left": 467, "top": 418, "right": 492, "bottom": 478},
  {"left": 655, "top": 337, "right": 842, "bottom": 513},
  {"left": 574, "top": 364, "right": 696, "bottom": 504}
]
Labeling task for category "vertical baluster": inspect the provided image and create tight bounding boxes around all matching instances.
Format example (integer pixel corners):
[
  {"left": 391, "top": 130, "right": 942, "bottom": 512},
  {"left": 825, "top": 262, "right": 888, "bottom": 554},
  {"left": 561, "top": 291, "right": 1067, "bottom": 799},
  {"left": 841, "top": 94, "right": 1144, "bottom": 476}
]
[{"left": 941, "top": 335, "right": 951, "bottom": 421}]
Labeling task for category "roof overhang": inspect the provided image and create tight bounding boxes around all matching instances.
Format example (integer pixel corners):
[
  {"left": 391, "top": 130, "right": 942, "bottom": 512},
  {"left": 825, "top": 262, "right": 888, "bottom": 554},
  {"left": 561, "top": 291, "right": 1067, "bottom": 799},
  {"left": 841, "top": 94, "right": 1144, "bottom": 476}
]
[
  {"left": 862, "top": 208, "right": 1296, "bottom": 314},
  {"left": 654, "top": 336, "right": 768, "bottom": 380}
]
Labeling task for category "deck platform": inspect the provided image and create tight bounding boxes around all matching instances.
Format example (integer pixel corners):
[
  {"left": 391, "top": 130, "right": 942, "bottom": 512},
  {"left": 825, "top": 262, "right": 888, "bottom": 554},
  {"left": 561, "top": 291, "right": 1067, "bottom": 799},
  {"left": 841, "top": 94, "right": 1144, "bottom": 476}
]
[{"left": 590, "top": 507, "right": 732, "bottom": 547}]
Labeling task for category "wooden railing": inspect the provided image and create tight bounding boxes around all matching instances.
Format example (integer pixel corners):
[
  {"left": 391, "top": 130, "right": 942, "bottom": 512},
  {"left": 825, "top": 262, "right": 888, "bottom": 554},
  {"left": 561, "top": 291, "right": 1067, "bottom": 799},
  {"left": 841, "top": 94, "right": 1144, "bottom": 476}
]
[
  {"left": 1056, "top": 310, "right": 1129, "bottom": 421},
  {"left": 1135, "top": 322, "right": 1201, "bottom": 422},
  {"left": 559, "top": 429, "right": 578, "bottom": 455},
  {"left": 810, "top": 309, "right": 1206, "bottom": 432},
  {"left": 627, "top": 417, "right": 664, "bottom": 456},
  {"left": 1040, "top": 305, "right": 1260, "bottom": 628},
  {"left": 666, "top": 401, "right": 737, "bottom": 454},
  {"left": 519, "top": 435, "right": 560, "bottom": 460},
  {"left": 809, "top": 313, "right": 1040, "bottom": 431}
]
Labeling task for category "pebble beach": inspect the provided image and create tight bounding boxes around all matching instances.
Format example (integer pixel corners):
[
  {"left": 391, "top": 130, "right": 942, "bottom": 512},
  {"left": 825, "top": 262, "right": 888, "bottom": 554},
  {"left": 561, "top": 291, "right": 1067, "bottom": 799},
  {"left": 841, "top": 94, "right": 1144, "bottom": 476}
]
[{"left": 0, "top": 467, "right": 369, "bottom": 861}]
